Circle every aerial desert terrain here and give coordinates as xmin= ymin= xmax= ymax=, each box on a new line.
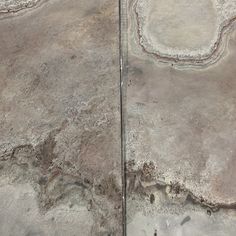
xmin=0 ymin=0 xmax=122 ymax=235
xmin=1 ymin=0 xmax=236 ymax=235
xmin=126 ymin=0 xmax=236 ymax=235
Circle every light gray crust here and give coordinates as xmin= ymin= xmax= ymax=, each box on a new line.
xmin=126 ymin=0 xmax=236 ymax=235
xmin=0 ymin=0 xmax=122 ymax=235
xmin=132 ymin=0 xmax=236 ymax=67
xmin=0 ymin=0 xmax=41 ymax=13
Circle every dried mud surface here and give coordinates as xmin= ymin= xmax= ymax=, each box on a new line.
xmin=2 ymin=0 xmax=236 ymax=235
xmin=0 ymin=0 xmax=121 ymax=235
xmin=127 ymin=0 xmax=236 ymax=235
xmin=131 ymin=0 xmax=236 ymax=67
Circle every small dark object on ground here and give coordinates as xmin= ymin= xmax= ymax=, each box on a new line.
xmin=207 ymin=209 xmax=212 ymax=216
xmin=150 ymin=193 xmax=155 ymax=204
xmin=180 ymin=216 xmax=191 ymax=226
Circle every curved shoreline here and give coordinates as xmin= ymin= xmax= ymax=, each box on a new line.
xmin=133 ymin=0 xmax=236 ymax=67
xmin=126 ymin=161 xmax=236 ymax=212
xmin=0 ymin=0 xmax=48 ymax=19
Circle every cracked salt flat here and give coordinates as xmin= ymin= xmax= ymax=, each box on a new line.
xmin=133 ymin=0 xmax=236 ymax=66
xmin=126 ymin=0 xmax=236 ymax=235
xmin=1 ymin=0 xmax=236 ymax=235
xmin=0 ymin=0 xmax=122 ymax=235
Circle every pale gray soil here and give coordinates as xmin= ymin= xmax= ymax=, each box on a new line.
xmin=0 ymin=0 xmax=121 ymax=235
xmin=126 ymin=0 xmax=236 ymax=235
xmin=1 ymin=0 xmax=236 ymax=235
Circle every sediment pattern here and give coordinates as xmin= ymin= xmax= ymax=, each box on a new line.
xmin=132 ymin=0 xmax=236 ymax=66
xmin=0 ymin=0 xmax=42 ymax=13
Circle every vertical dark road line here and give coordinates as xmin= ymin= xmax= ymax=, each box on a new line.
xmin=119 ymin=0 xmax=128 ymax=235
